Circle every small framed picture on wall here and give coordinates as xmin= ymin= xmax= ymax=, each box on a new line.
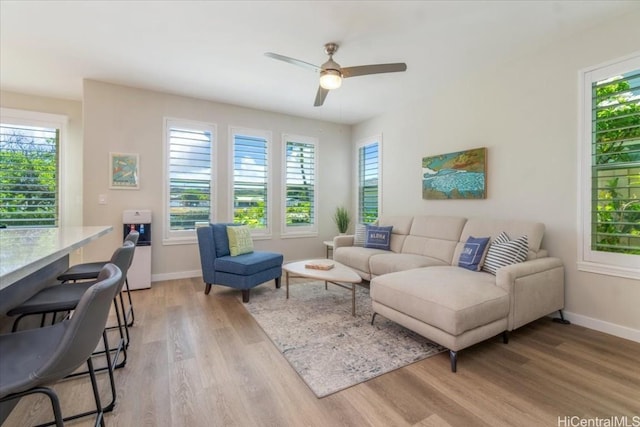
xmin=109 ymin=152 xmax=140 ymax=190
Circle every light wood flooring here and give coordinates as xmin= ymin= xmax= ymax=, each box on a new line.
xmin=3 ymin=277 xmax=640 ymax=427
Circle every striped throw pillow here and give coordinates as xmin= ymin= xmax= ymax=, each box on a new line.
xmin=482 ymin=232 xmax=528 ymax=275
xmin=353 ymin=223 xmax=367 ymax=247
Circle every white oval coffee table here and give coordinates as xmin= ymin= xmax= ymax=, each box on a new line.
xmin=282 ymin=259 xmax=363 ymax=316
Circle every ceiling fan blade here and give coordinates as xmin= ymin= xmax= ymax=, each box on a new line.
xmin=341 ymin=63 xmax=407 ymax=78
xmin=314 ymin=86 xmax=329 ymax=107
xmin=264 ymin=52 xmax=321 ymax=73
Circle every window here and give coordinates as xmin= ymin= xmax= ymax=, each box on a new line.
xmin=0 ymin=109 xmax=67 ymax=228
xmin=357 ymin=137 xmax=381 ymax=224
xmin=231 ymin=127 xmax=270 ymax=236
xmin=282 ymin=134 xmax=318 ymax=236
xmin=164 ymin=118 xmax=214 ymax=243
xmin=578 ymin=54 xmax=640 ymax=279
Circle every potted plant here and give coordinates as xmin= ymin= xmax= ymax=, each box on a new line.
xmin=333 ymin=206 xmax=351 ymax=234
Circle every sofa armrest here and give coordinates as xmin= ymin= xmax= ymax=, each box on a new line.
xmin=496 ymin=257 xmax=565 ymax=330
xmin=333 ymin=235 xmax=355 ymax=249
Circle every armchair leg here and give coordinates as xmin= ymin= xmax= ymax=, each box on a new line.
xmin=204 ymin=283 xmax=212 ymax=295
xmin=450 ymin=350 xmax=457 ymax=373
xmin=275 ymin=276 xmax=281 ymax=289
xmin=242 ymin=290 xmax=250 ymax=303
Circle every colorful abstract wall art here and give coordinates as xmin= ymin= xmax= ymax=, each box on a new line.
xmin=422 ymin=147 xmax=486 ymax=199
xmin=109 ymin=152 xmax=140 ymax=189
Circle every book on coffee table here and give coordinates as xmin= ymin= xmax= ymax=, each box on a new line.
xmin=304 ymin=261 xmax=335 ymax=270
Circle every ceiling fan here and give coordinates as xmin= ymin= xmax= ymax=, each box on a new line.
xmin=265 ymin=43 xmax=407 ymax=107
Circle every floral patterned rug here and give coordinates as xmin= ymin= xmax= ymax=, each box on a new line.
xmin=244 ymin=281 xmax=445 ymax=398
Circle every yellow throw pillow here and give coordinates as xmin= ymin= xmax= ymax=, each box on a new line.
xmin=226 ymin=225 xmax=254 ymax=256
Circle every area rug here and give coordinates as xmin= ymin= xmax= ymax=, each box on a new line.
xmin=244 ymin=281 xmax=446 ymax=398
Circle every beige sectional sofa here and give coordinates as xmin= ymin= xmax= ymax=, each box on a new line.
xmin=333 ymin=215 xmax=565 ymax=372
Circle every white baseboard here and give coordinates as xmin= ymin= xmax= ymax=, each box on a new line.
xmin=561 ymin=310 xmax=640 ymax=343
xmin=151 ymin=270 xmax=201 ymax=283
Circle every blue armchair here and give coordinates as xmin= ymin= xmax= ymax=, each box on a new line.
xmin=196 ymin=223 xmax=283 ymax=302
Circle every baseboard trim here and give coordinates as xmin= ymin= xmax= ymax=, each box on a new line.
xmin=561 ymin=310 xmax=640 ymax=343
xmin=151 ymin=270 xmax=201 ymax=283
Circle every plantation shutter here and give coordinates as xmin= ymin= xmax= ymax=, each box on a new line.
xmin=285 ymin=140 xmax=315 ymax=227
xmin=168 ymin=127 xmax=212 ymax=231
xmin=0 ymin=123 xmax=59 ymax=227
xmin=591 ymin=68 xmax=640 ymax=254
xmin=233 ymin=134 xmax=268 ymax=228
xmin=358 ymin=142 xmax=379 ymax=224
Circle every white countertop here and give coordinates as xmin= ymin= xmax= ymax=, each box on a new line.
xmin=0 ymin=226 xmax=113 ymax=290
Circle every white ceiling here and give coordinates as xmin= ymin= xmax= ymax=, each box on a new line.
xmin=1 ymin=1 xmax=638 ymax=125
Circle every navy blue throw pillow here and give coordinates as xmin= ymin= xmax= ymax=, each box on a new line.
xmin=364 ymin=225 xmax=393 ymax=251
xmin=458 ymin=236 xmax=490 ymax=271
xmin=212 ymin=223 xmax=240 ymax=257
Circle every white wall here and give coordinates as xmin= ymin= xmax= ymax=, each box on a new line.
xmin=353 ymin=12 xmax=640 ymax=338
xmin=81 ymin=80 xmax=352 ymax=281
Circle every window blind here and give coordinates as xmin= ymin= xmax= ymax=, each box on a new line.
xmin=0 ymin=123 xmax=59 ymax=227
xmin=591 ymin=69 xmax=640 ymax=254
xmin=358 ymin=142 xmax=379 ymax=224
xmin=285 ymin=140 xmax=315 ymax=227
xmin=233 ymin=134 xmax=268 ymax=229
xmin=168 ymin=127 xmax=212 ymax=231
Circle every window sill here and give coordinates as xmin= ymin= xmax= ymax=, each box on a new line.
xmin=577 ymin=261 xmax=640 ymax=280
xmin=162 ymin=237 xmax=197 ymax=246
xmin=281 ymin=231 xmax=319 ymax=239
xmin=251 ymin=233 xmax=272 ymax=241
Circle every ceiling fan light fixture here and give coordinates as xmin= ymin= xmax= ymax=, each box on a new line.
xmin=319 ymin=69 xmax=342 ymax=90
xmin=265 ymin=42 xmax=406 ymax=106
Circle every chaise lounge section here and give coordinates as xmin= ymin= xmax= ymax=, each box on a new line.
xmin=334 ymin=215 xmax=565 ymax=371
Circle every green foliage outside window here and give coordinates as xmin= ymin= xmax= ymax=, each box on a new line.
xmin=286 ymin=201 xmax=312 ymax=225
xmin=234 ymin=200 xmax=265 ymax=228
xmin=0 ymin=128 xmax=58 ymax=227
xmin=593 ymin=74 xmax=640 ymax=254
xmin=234 ymin=200 xmax=312 ymax=227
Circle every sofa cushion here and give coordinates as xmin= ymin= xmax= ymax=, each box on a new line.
xmin=369 ymin=253 xmax=449 ymax=277
xmin=401 ymin=216 xmax=467 ymax=264
xmin=482 ymin=232 xmax=528 ymax=275
xmin=457 ymin=236 xmax=490 ymax=271
xmin=364 ymin=225 xmax=393 ymax=250
xmin=371 ymin=267 xmax=509 ymax=336
xmin=215 ymin=251 xmax=283 ymax=276
xmin=377 ymin=216 xmax=414 ymax=235
xmin=409 ymin=216 xmax=468 ymax=241
xmin=334 ymin=246 xmax=388 ymax=275
xmin=226 ymin=225 xmax=254 ymax=256
xmin=376 ymin=216 xmax=414 ymax=252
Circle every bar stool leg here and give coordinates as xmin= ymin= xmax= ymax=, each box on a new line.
xmin=123 ymin=278 xmax=135 ymax=327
